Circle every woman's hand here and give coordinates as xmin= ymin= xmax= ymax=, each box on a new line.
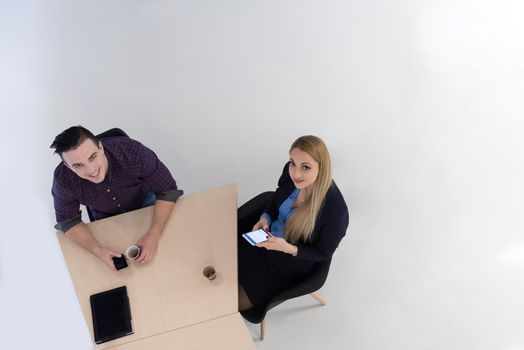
xmin=257 ymin=236 xmax=298 ymax=256
xmin=252 ymin=217 xmax=270 ymax=232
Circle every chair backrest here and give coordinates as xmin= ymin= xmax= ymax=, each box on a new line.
xmin=240 ymin=257 xmax=332 ymax=324
xmin=96 ymin=128 xmax=128 ymax=139
xmin=85 ymin=128 xmax=129 ymax=222
xmin=237 ymin=191 xmax=275 ymax=234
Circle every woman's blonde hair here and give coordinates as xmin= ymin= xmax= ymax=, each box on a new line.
xmin=285 ymin=135 xmax=332 ymax=244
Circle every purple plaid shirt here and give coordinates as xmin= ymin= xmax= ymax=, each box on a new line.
xmin=52 ymin=136 xmax=182 ymax=232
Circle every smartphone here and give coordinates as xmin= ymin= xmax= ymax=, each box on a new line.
xmin=112 ymin=254 xmax=128 ymax=270
xmin=242 ymin=229 xmax=271 ymax=246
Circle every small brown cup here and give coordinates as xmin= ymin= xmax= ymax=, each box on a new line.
xmin=203 ymin=266 xmax=216 ymax=280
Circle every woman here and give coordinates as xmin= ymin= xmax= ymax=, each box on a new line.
xmin=238 ymin=135 xmax=349 ymax=311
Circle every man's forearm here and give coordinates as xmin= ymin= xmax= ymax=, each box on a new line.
xmin=65 ymin=222 xmax=103 ymax=255
xmin=65 ymin=222 xmax=119 ymax=270
xmin=148 ymin=199 xmax=176 ymax=237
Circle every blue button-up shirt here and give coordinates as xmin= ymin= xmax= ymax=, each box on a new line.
xmin=261 ymin=188 xmax=299 ymax=237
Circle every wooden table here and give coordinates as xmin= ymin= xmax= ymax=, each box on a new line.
xmin=57 ymin=184 xmax=256 ymax=349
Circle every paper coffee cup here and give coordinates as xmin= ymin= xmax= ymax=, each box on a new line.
xmin=125 ymin=245 xmax=141 ymax=260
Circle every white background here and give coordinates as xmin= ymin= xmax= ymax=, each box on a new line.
xmin=1 ymin=1 xmax=523 ymax=349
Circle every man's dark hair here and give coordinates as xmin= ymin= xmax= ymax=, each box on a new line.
xmin=50 ymin=126 xmax=100 ymax=157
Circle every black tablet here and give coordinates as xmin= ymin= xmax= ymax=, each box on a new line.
xmin=90 ymin=286 xmax=133 ymax=344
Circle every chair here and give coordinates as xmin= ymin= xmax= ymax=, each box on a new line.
xmin=238 ymin=192 xmax=332 ymax=341
xmin=96 ymin=127 xmax=128 ymax=140
xmin=85 ymin=128 xmax=129 ymax=222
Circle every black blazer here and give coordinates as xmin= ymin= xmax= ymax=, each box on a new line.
xmin=264 ymin=162 xmax=349 ymax=262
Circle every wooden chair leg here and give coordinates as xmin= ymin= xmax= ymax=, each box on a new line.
xmin=310 ymin=292 xmax=326 ymax=306
xmin=256 ymin=295 xmax=324 ymax=341
xmin=260 ymin=319 xmax=266 ymax=340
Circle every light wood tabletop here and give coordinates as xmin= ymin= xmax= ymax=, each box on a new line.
xmin=57 ymin=184 xmax=256 ymax=349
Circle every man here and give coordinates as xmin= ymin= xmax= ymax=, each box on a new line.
xmin=50 ymin=126 xmax=182 ymax=270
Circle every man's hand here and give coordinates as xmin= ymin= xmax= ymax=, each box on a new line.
xmin=257 ymin=236 xmax=298 ymax=256
xmin=93 ymin=246 xmax=121 ymax=271
xmin=135 ymin=232 xmax=160 ymax=264
xmin=134 ymin=199 xmax=175 ymax=264
xmin=65 ymin=223 xmax=122 ymax=271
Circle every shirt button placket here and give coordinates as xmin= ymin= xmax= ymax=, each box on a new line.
xmin=108 ymin=188 xmax=121 ymax=211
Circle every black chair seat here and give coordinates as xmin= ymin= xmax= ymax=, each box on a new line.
xmin=240 ymin=257 xmax=331 ymax=324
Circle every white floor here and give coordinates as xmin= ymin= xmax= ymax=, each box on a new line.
xmin=2 ymin=1 xmax=524 ymax=349
xmin=240 ymin=227 xmax=524 ymax=350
